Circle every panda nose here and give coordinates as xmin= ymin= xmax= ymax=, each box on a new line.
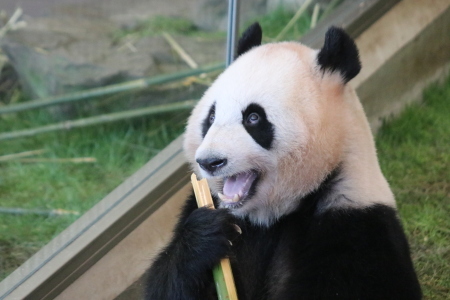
xmin=196 ymin=157 xmax=228 ymax=173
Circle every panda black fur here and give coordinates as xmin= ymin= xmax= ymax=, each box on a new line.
xmin=145 ymin=24 xmax=421 ymax=300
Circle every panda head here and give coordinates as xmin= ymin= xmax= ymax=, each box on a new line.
xmin=183 ymin=24 xmax=381 ymax=226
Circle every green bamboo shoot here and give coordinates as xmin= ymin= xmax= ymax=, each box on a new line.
xmin=191 ymin=173 xmax=239 ymax=300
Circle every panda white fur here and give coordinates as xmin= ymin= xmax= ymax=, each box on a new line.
xmin=145 ymin=23 xmax=421 ymax=299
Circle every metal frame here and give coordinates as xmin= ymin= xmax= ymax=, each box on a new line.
xmin=226 ymin=0 xmax=240 ymax=66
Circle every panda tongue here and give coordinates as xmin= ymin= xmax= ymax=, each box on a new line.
xmin=223 ymin=172 xmax=257 ymax=200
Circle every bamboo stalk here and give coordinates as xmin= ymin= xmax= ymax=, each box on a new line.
xmin=0 ymin=207 xmax=79 ymax=216
xmin=310 ymin=3 xmax=320 ymax=29
xmin=11 ymin=157 xmax=97 ymax=163
xmin=0 ymin=63 xmax=224 ymax=115
xmin=0 ymin=100 xmax=197 ymax=141
xmin=319 ymin=0 xmax=341 ymax=21
xmin=275 ymin=0 xmax=313 ymax=41
xmin=0 ymin=149 xmax=48 ymax=162
xmin=191 ymin=173 xmax=239 ymax=300
xmin=162 ymin=32 xmax=199 ymax=69
xmin=0 ymin=8 xmax=27 ymax=38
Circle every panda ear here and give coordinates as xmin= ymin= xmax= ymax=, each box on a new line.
xmin=236 ymin=22 xmax=262 ymax=58
xmin=317 ymin=27 xmax=361 ymax=83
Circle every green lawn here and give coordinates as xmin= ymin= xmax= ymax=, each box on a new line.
xmin=376 ymin=75 xmax=450 ymax=299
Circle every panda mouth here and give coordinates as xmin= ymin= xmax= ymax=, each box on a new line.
xmin=217 ymin=170 xmax=259 ymax=208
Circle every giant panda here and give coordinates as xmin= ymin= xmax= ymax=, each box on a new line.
xmin=145 ymin=23 xmax=422 ymax=300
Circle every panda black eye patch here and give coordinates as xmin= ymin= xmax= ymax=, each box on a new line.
xmin=201 ymin=103 xmax=215 ymax=138
xmin=242 ymin=103 xmax=274 ymax=150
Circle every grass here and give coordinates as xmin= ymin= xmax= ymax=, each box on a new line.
xmin=376 ymin=75 xmax=450 ymax=299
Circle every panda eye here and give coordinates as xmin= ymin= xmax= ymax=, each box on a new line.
xmin=246 ymin=112 xmax=260 ymax=125
xmin=209 ymin=111 xmax=215 ymax=124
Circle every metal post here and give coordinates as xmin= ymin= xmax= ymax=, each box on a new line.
xmin=226 ymin=0 xmax=240 ymax=67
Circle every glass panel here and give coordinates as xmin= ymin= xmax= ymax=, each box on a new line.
xmin=0 ymin=0 xmax=340 ymax=281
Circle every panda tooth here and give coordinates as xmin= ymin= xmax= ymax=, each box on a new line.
xmin=218 ymin=192 xmax=240 ymax=203
xmin=232 ymin=194 xmax=240 ymax=203
xmin=218 ymin=192 xmax=227 ymax=201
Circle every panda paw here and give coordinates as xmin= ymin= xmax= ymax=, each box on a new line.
xmin=181 ymin=207 xmax=239 ymax=270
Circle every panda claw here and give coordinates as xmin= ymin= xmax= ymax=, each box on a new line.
xmin=233 ymin=224 xmax=242 ymax=234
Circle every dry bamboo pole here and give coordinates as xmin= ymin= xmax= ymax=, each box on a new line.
xmin=0 ymin=63 xmax=224 ymax=115
xmin=0 ymin=8 xmax=27 ymax=38
xmin=275 ymin=0 xmax=313 ymax=41
xmin=0 ymin=149 xmax=48 ymax=162
xmin=0 ymin=207 xmax=79 ymax=216
xmin=191 ymin=173 xmax=239 ymax=300
xmin=319 ymin=0 xmax=341 ymax=22
xmin=10 ymin=157 xmax=97 ymax=163
xmin=162 ymin=32 xmax=199 ymax=69
xmin=310 ymin=3 xmax=320 ymax=29
xmin=0 ymin=100 xmax=197 ymax=141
